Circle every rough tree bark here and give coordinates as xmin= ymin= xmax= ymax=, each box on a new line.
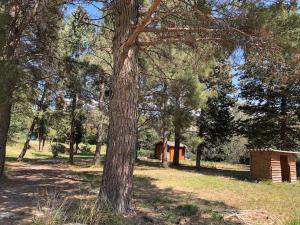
xmin=0 ymin=2 xmax=23 ymax=176
xmin=94 ymin=76 xmax=105 ymax=164
xmin=69 ymin=94 xmax=77 ymax=165
xmin=0 ymin=103 xmax=12 ymax=176
xmin=18 ymin=85 xmax=47 ymax=161
xmin=173 ymin=124 xmax=181 ymax=166
xmin=98 ymin=0 xmax=139 ymax=212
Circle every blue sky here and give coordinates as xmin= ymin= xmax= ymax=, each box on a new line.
xmin=229 ymin=48 xmax=245 ymax=89
xmin=64 ymin=2 xmax=101 ymax=19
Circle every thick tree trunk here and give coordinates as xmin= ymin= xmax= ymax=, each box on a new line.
xmin=196 ymin=144 xmax=203 ymax=169
xmin=0 ymin=2 xmax=23 ymax=176
xmin=0 ymin=103 xmax=12 ymax=177
xmin=98 ymin=0 xmax=139 ymax=213
xmin=94 ymin=77 xmax=105 ymax=164
xmin=173 ymin=125 xmax=181 ymax=166
xmin=69 ymin=94 xmax=77 ymax=165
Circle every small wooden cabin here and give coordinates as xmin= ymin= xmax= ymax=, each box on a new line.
xmin=155 ymin=141 xmax=186 ymax=161
xmin=250 ymin=149 xmax=298 ymax=183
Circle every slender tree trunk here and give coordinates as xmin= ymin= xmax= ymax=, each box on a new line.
xmin=0 ymin=103 xmax=12 ymax=177
xmin=161 ymin=81 xmax=168 ymax=168
xmin=38 ymin=135 xmax=42 ymax=151
xmin=173 ymin=125 xmax=181 ymax=166
xmin=69 ymin=94 xmax=77 ymax=165
xmin=75 ymin=142 xmax=79 ymax=154
xmin=41 ymin=138 xmax=46 ymax=151
xmin=38 ymin=119 xmax=45 ymax=151
xmin=18 ymin=119 xmax=37 ymax=160
xmin=280 ymin=95 xmax=287 ymax=149
xmin=98 ymin=0 xmax=139 ymax=213
xmin=94 ymin=77 xmax=105 ymax=164
xmin=18 ymin=85 xmax=47 ymax=161
xmin=162 ymin=130 xmax=168 ymax=168
xmin=196 ymin=144 xmax=203 ymax=169
xmin=94 ymin=127 xmax=102 ymax=164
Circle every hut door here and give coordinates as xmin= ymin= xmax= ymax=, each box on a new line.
xmin=280 ymin=155 xmax=290 ymax=182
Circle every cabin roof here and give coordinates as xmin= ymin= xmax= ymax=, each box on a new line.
xmin=250 ymin=148 xmax=300 ymax=155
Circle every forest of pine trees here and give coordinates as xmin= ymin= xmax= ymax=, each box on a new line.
xmin=0 ymin=0 xmax=299 ymax=217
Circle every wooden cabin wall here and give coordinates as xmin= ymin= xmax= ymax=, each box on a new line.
xmin=168 ymin=147 xmax=185 ymax=161
xmin=155 ymin=143 xmax=186 ymax=161
xmin=179 ymin=148 xmax=185 ymax=161
xmin=270 ymin=153 xmax=297 ymax=183
xmin=169 ymin=147 xmax=174 ymax=161
xmin=289 ymin=155 xmax=297 ymax=183
xmin=155 ymin=144 xmax=163 ymax=160
xmin=270 ymin=153 xmax=282 ymax=183
xmin=250 ymin=151 xmax=271 ymax=180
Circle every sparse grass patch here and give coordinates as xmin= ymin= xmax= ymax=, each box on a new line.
xmin=32 ymin=192 xmax=129 ymax=225
xmin=261 ymin=179 xmax=273 ymax=185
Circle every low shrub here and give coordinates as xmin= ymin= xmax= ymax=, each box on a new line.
xmin=137 ymin=149 xmax=152 ymax=158
xmin=80 ymin=144 xmax=92 ymax=154
xmin=50 ymin=144 xmax=66 ymax=158
xmin=211 ymin=212 xmax=223 ymax=221
xmin=176 ymin=204 xmax=198 ymax=217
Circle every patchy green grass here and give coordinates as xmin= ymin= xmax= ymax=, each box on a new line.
xmin=4 ymin=145 xmax=300 ymax=225
xmin=6 ymin=141 xmax=68 ymax=160
xmin=286 ymin=219 xmax=300 ymax=225
xmin=134 ymin=159 xmax=300 ymax=224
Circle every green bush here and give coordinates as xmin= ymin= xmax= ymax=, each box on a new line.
xmin=137 ymin=149 xmax=152 ymax=158
xmin=81 ymin=144 xmax=92 ymax=153
xmin=211 ymin=212 xmax=223 ymax=221
xmin=50 ymin=144 xmax=66 ymax=158
xmin=176 ymin=204 xmax=198 ymax=217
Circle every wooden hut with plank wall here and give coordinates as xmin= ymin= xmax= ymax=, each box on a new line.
xmin=250 ymin=149 xmax=298 ymax=183
xmin=155 ymin=141 xmax=186 ymax=161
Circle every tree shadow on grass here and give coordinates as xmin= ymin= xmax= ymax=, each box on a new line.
xmin=136 ymin=159 xmax=252 ymax=182
xmin=0 ymin=166 xmax=92 ymax=224
xmin=131 ymin=175 xmax=246 ymax=225
xmin=2 ymin=159 xmax=272 ymax=225
xmin=79 ymin=170 xmax=246 ymax=224
xmin=6 ymin=154 xmax=96 ymax=168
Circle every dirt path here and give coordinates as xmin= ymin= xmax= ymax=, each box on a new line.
xmin=0 ymin=161 xmax=89 ymax=225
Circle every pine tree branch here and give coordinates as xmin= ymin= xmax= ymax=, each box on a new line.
xmin=121 ymin=0 xmax=162 ymax=50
